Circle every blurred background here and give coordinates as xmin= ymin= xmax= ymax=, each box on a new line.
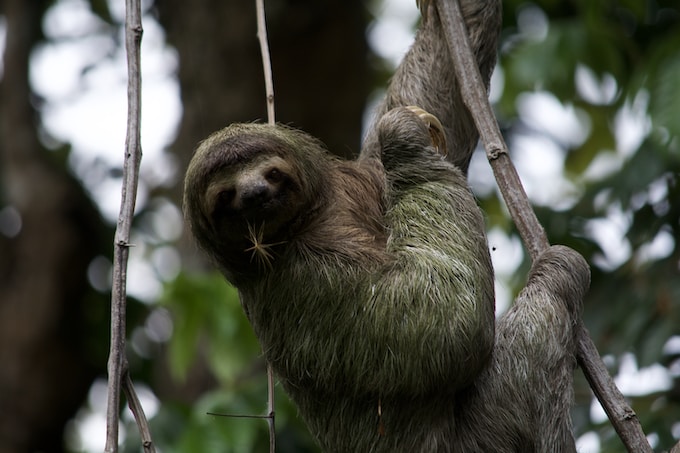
xmin=0 ymin=0 xmax=679 ymax=451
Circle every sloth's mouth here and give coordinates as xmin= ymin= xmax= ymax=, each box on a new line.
xmin=238 ymin=196 xmax=287 ymax=223
xmin=236 ymin=204 xmax=298 ymax=239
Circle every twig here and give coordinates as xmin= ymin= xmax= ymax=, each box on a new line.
xmin=123 ymin=370 xmax=157 ymax=453
xmin=208 ymin=413 xmax=275 ymax=420
xmin=255 ymin=1 xmax=276 ymax=451
xmin=104 ymin=0 xmax=147 ymax=451
xmin=433 ymin=0 xmax=652 ymax=451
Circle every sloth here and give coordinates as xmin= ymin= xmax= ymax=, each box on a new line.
xmin=183 ymin=0 xmax=590 ymax=451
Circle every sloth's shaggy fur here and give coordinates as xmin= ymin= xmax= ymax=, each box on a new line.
xmin=183 ymin=1 xmax=590 ymax=451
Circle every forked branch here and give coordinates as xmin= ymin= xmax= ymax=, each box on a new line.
xmin=105 ymin=0 xmax=156 ymax=451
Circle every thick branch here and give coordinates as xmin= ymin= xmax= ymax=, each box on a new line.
xmin=576 ymin=323 xmax=651 ymax=450
xmin=439 ymin=2 xmax=548 ymax=259
xmin=433 ymin=0 xmax=652 ymax=451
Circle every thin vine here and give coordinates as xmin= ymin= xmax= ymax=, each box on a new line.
xmin=255 ymin=0 xmax=277 ymax=451
xmin=104 ymin=0 xmax=156 ymax=451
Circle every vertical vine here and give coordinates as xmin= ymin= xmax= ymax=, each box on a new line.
xmin=255 ymin=1 xmax=277 ymax=451
xmin=105 ymin=0 xmax=156 ymax=451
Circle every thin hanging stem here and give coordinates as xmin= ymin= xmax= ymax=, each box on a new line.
xmin=255 ymin=0 xmax=276 ymax=451
xmin=105 ymin=0 xmax=156 ymax=451
xmin=257 ymin=0 xmax=276 ymax=125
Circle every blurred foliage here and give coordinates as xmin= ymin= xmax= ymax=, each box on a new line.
xmin=160 ymin=273 xmax=259 ymax=384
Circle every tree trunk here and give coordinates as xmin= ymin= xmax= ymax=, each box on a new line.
xmin=0 ymin=1 xmax=109 ymax=451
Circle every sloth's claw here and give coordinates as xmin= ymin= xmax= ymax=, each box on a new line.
xmin=405 ymin=105 xmax=447 ymax=157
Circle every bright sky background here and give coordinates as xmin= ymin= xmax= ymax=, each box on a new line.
xmin=3 ymin=0 xmax=677 ymax=451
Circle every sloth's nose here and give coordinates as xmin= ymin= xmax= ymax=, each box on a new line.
xmin=239 ymin=183 xmax=270 ymax=209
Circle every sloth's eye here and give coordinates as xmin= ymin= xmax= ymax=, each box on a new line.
xmin=217 ymin=189 xmax=235 ymax=206
xmin=265 ymin=168 xmax=283 ymax=183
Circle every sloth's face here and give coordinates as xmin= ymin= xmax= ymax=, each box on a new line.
xmin=205 ymin=153 xmax=304 ymax=243
xmin=185 ymin=124 xmax=327 ymax=265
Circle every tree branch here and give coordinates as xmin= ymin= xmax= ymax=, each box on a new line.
xmin=433 ymin=0 xmax=652 ymax=451
xmin=105 ymin=0 xmax=154 ymax=451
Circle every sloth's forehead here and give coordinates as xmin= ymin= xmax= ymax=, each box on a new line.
xmin=209 ymin=135 xmax=288 ymax=167
xmin=198 ymin=148 xmax=269 ymax=182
